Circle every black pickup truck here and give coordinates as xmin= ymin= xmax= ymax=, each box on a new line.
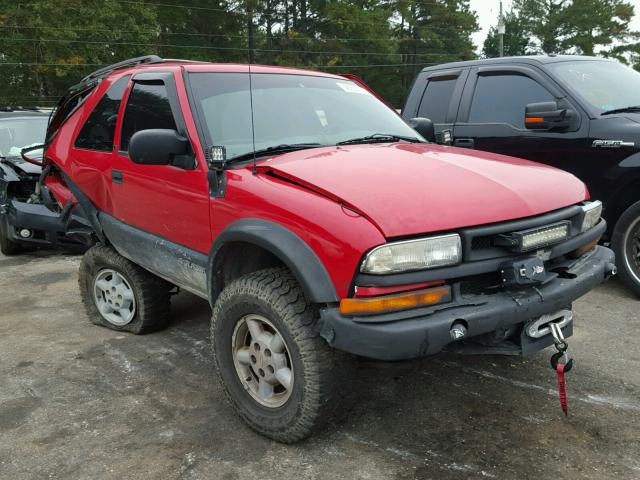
xmin=402 ymin=55 xmax=640 ymax=296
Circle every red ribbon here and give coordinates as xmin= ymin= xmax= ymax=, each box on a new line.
xmin=556 ymin=363 xmax=568 ymax=416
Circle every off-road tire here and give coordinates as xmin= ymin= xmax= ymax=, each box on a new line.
xmin=211 ymin=267 xmax=341 ymax=443
xmin=611 ymin=200 xmax=640 ymax=298
xmin=79 ymin=244 xmax=172 ymax=333
xmin=0 ymin=220 xmax=22 ymax=255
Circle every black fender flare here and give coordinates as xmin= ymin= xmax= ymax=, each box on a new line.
xmin=208 ymin=218 xmax=339 ymax=305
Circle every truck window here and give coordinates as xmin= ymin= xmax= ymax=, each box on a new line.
xmin=120 ymin=82 xmax=177 ymax=152
xmin=468 ymin=74 xmax=553 ymax=128
xmin=417 ymin=78 xmax=457 ymax=123
xmin=74 ymin=76 xmax=129 ymax=152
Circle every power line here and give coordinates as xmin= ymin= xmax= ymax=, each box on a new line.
xmin=0 ymin=37 xmax=468 ymax=57
xmin=0 ymin=23 xmax=468 ymax=40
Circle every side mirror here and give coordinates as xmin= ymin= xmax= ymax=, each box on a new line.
xmin=129 ymin=129 xmax=189 ymax=165
xmin=408 ymin=117 xmax=436 ymax=142
xmin=525 ymin=101 xmax=577 ymax=132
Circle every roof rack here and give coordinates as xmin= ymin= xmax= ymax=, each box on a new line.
xmin=79 ymin=55 xmax=164 ymax=84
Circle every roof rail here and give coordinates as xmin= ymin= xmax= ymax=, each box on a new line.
xmin=79 ymin=55 xmax=164 ymax=83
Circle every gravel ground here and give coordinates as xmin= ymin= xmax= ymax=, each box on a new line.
xmin=0 ymin=249 xmax=639 ymax=480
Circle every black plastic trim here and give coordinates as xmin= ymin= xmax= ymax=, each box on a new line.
xmin=320 ymin=246 xmax=614 ymax=360
xmin=100 ymin=213 xmax=208 ymax=298
xmin=208 ymin=218 xmax=339 ymax=304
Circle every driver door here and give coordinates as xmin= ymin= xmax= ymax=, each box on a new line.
xmin=110 ymin=71 xmax=211 ymax=254
xmin=453 ymin=66 xmax=590 ymax=177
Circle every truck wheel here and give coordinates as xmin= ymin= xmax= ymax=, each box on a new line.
xmin=0 ymin=220 xmax=22 ymax=255
xmin=211 ymin=267 xmax=339 ymax=443
xmin=612 ymin=200 xmax=640 ymax=297
xmin=78 ymin=245 xmax=172 ymax=333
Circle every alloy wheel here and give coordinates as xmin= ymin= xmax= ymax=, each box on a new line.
xmin=231 ymin=314 xmax=294 ymax=408
xmin=93 ymin=269 xmax=137 ymax=326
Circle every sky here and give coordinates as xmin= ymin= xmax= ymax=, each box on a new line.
xmin=469 ymin=0 xmax=640 ymax=53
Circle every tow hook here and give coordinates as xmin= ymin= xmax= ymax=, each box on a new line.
xmin=525 ymin=310 xmax=573 ymax=339
xmin=605 ymin=262 xmax=617 ymax=279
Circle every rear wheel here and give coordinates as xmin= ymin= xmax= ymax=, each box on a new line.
xmin=611 ymin=200 xmax=640 ymax=297
xmin=211 ymin=267 xmax=340 ymax=443
xmin=79 ymin=245 xmax=172 ymax=333
xmin=0 ymin=219 xmax=22 ymax=255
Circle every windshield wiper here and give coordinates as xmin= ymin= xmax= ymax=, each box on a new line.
xmin=601 ymin=106 xmax=640 ymax=116
xmin=336 ymin=133 xmax=422 ymax=145
xmin=227 ymin=143 xmax=322 ymax=164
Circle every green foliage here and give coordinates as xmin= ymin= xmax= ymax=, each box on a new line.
xmin=483 ymin=0 xmax=637 ymax=59
xmin=483 ymin=10 xmax=529 ymax=58
xmin=0 ymin=0 xmax=478 ymax=108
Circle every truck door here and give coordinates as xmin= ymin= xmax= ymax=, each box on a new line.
xmin=452 ymin=66 xmax=590 ymax=175
xmin=402 ymin=69 xmax=468 ymax=143
xmin=110 ymin=71 xmax=211 ymax=255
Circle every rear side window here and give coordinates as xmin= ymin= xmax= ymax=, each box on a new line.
xmin=417 ymin=78 xmax=458 ymax=123
xmin=74 ymin=76 xmax=129 ymax=152
xmin=120 ymin=82 xmax=177 ymax=151
xmin=468 ymin=74 xmax=554 ymax=128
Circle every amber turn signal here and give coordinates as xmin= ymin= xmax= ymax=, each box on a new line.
xmin=525 ymin=116 xmax=545 ymax=123
xmin=339 ymin=285 xmax=452 ymax=316
xmin=569 ymin=236 xmax=601 ymax=258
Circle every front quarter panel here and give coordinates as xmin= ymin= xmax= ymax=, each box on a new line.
xmin=211 ymin=168 xmax=386 ymax=300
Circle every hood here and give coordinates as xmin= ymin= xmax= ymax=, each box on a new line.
xmin=257 ymin=143 xmax=588 ymax=238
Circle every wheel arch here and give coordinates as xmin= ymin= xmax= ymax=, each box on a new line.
xmin=605 ymin=175 xmax=640 ymax=234
xmin=208 ymin=219 xmax=339 ymax=306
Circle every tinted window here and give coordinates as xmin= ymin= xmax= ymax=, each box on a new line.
xmin=120 ymin=82 xmax=177 ymax=151
xmin=417 ymin=78 xmax=458 ymax=123
xmin=74 ymin=76 xmax=129 ymax=151
xmin=469 ymin=74 xmax=554 ymax=128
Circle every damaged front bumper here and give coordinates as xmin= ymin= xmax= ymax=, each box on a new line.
xmin=0 ymin=199 xmax=85 ymax=250
xmin=318 ymin=246 xmax=616 ymax=361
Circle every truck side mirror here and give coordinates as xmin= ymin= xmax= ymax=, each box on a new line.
xmin=525 ymin=101 xmax=577 ymax=132
xmin=408 ymin=117 xmax=436 ymax=142
xmin=129 ymin=129 xmax=189 ymax=166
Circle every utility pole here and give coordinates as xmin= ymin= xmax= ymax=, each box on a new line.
xmin=497 ymin=0 xmax=505 ymax=57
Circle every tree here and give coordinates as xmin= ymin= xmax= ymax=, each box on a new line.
xmin=504 ymin=0 xmax=636 ymax=56
xmin=482 ymin=10 xmax=530 ymax=57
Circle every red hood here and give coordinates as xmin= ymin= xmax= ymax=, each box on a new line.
xmin=257 ymin=143 xmax=588 ymax=238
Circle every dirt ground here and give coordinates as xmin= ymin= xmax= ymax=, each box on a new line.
xmin=0 ymin=249 xmax=639 ymax=480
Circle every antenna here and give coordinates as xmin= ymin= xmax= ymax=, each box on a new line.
xmin=248 ymin=58 xmax=258 ymax=175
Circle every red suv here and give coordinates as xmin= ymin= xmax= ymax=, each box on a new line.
xmin=39 ymin=56 xmax=614 ymax=442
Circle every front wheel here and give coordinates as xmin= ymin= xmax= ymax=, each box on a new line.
xmin=211 ymin=267 xmax=340 ymax=443
xmin=611 ymin=200 xmax=640 ymax=297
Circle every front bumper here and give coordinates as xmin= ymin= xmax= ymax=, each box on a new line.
xmin=318 ymin=246 xmax=615 ymax=361
xmin=0 ymin=199 xmax=83 ymax=250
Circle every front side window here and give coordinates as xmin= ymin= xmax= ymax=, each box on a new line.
xmin=120 ymin=82 xmax=177 ymax=151
xmin=468 ymin=74 xmax=554 ymax=128
xmin=74 ymin=76 xmax=129 ymax=152
xmin=417 ymin=77 xmax=458 ymax=123
xmin=188 ymin=73 xmax=422 ymax=161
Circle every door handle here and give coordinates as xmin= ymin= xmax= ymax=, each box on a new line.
xmin=112 ymin=169 xmax=123 ymax=184
xmin=453 ymin=138 xmax=475 ymax=148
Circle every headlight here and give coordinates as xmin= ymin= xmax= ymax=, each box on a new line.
xmin=580 ymin=201 xmax=602 ymax=232
xmin=361 ymin=234 xmax=461 ymax=274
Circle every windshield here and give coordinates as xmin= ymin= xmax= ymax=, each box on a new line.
xmin=188 ymin=72 xmax=421 ymax=160
xmin=0 ymin=116 xmax=47 ymax=158
xmin=549 ymin=60 xmax=640 ymax=114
